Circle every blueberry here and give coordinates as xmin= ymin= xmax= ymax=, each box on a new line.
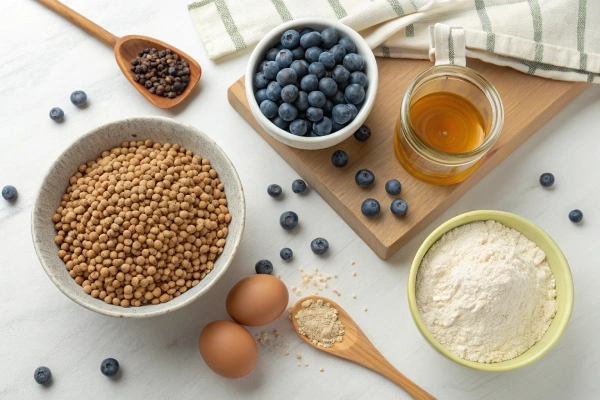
xmin=266 ymin=47 xmax=280 ymax=61
xmin=308 ymin=91 xmax=326 ymax=108
xmin=349 ymin=71 xmax=368 ymax=87
xmin=278 ymin=103 xmax=298 ymax=121
xmin=281 ymin=29 xmax=300 ymax=49
xmin=305 ymin=46 xmax=323 ymax=63
xmin=318 ymin=52 xmax=336 ymax=69
xmin=331 ymin=104 xmax=351 ymax=124
xmin=329 ymin=44 xmax=346 ymax=64
xmin=49 ymin=107 xmax=64 ymax=121
xmin=354 ymin=124 xmax=371 ymax=141
xmin=306 ymin=107 xmax=324 ymax=122
xmin=323 ymin=100 xmax=334 ymax=115
xmin=343 ymin=53 xmax=364 ymax=72
xmin=337 ymin=80 xmax=349 ymax=91
xmin=271 ymin=116 xmax=290 ymax=130
xmin=291 ymin=46 xmax=306 ymax=61
xmin=338 ymin=37 xmax=357 ymax=53
xmin=266 ymin=81 xmax=282 ymax=101
xmin=34 ymin=366 xmax=52 ymax=385
xmin=300 ymin=31 xmax=322 ymax=48
xmin=331 ymin=150 xmax=349 ymax=167
xmin=253 ymin=72 xmax=270 ymax=89
xmin=304 ymin=130 xmax=319 ymax=137
xmin=391 ymin=199 xmax=408 ymax=216
xmin=255 ymin=88 xmax=268 ymax=104
xmin=311 ymin=238 xmax=329 ymax=255
xmin=331 ymin=120 xmax=347 ymax=133
xmin=101 ymin=358 xmax=120 ymax=377
xmin=540 ymin=173 xmax=555 ymax=187
xmin=276 ymin=68 xmax=297 ymax=86
xmin=347 ymin=103 xmax=358 ymax=119
xmin=2 ymin=185 xmax=18 ymax=201
xmin=318 ymin=77 xmax=337 ymax=97
xmin=267 ymin=184 xmax=283 ymax=198
xmin=281 ymin=84 xmax=299 ymax=103
xmin=345 ymin=83 xmax=365 ymax=104
xmin=292 ymin=179 xmax=307 ymax=193
xmin=290 ymin=119 xmax=309 ymax=136
xmin=331 ymin=65 xmax=350 ymax=83
xmin=280 ymin=247 xmax=293 ymax=261
xmin=308 ymin=62 xmax=326 ymax=79
xmin=70 ymin=90 xmax=87 ymax=106
xmin=255 ymin=259 xmax=274 ymax=274
xmin=313 ymin=117 xmax=333 ymax=136
xmin=569 ymin=209 xmax=583 ymax=223
xmin=320 ymin=27 xmax=339 ymax=49
xmin=260 ymin=100 xmax=279 ymax=118
xmin=280 ymin=211 xmax=299 ymax=230
xmin=385 ymin=179 xmax=402 ymax=195
xmin=331 ymin=90 xmax=345 ymax=105
xmin=275 ymin=49 xmax=294 ymax=69
xmin=262 ymin=61 xmax=280 ymax=80
xmin=300 ymin=74 xmax=319 ymax=92
xmin=355 ymin=169 xmax=375 ymax=187
xmin=299 ymin=28 xmax=314 ymax=37
xmin=290 ymin=60 xmax=308 ymax=79
xmin=361 ymin=198 xmax=380 ymax=217
xmin=294 ymin=91 xmax=309 ymax=111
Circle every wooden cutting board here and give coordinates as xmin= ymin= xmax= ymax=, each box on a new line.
xmin=228 ymin=58 xmax=588 ymax=259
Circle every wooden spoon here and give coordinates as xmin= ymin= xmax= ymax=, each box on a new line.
xmin=291 ymin=296 xmax=436 ymax=400
xmin=37 ymin=0 xmax=201 ymax=109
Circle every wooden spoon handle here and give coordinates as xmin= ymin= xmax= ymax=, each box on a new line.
xmin=368 ymin=356 xmax=436 ymax=400
xmin=37 ymin=0 xmax=118 ymax=47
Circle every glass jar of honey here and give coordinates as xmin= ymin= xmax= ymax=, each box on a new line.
xmin=394 ymin=65 xmax=504 ymax=185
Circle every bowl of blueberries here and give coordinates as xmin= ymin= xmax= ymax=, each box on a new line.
xmin=246 ymin=18 xmax=378 ymax=150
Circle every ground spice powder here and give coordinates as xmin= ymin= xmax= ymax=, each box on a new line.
xmin=295 ymin=299 xmax=344 ymax=348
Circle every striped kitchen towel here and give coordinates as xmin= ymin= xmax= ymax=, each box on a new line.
xmin=187 ymin=0 xmax=599 ymax=83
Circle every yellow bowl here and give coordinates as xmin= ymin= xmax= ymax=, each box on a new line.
xmin=407 ymin=210 xmax=574 ymax=371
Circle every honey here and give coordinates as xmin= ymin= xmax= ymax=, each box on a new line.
xmin=409 ymin=92 xmax=486 ymax=154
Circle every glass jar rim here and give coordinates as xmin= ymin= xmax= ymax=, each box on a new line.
xmin=400 ymin=65 xmax=504 ymax=165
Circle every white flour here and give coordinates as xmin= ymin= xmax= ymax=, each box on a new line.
xmin=416 ymin=220 xmax=558 ymax=363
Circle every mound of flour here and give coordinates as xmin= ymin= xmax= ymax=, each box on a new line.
xmin=416 ymin=220 xmax=558 ymax=363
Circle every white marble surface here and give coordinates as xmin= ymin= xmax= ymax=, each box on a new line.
xmin=1 ymin=1 xmax=599 ymax=399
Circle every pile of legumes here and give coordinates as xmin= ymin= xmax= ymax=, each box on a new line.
xmin=52 ymin=140 xmax=231 ymax=308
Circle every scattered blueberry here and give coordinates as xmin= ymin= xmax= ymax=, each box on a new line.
xmin=255 ymin=88 xmax=268 ymax=104
xmin=266 ymin=47 xmax=280 ymax=61
xmin=271 ymin=116 xmax=290 ymax=130
xmin=569 ymin=209 xmax=583 ymax=223
xmin=540 ymin=173 xmax=555 ymax=187
xmin=320 ymin=27 xmax=339 ymax=49
xmin=385 ymin=179 xmax=402 ymax=195
xmin=338 ymin=37 xmax=356 ymax=53
xmin=279 ymin=103 xmax=298 ymax=121
xmin=305 ymin=46 xmax=323 ymax=63
xmin=331 ymin=65 xmax=350 ymax=83
xmin=292 ymin=179 xmax=307 ymax=193
xmin=253 ymin=72 xmax=270 ymax=89
xmin=354 ymin=124 xmax=371 ymax=141
xmin=267 ymin=184 xmax=283 ymax=198
xmin=290 ymin=59 xmax=308 ymax=79
xmin=331 ymin=150 xmax=349 ymax=167
xmin=294 ymin=91 xmax=309 ymax=111
xmin=280 ymin=211 xmax=299 ymax=230
xmin=300 ymin=31 xmax=322 ymax=48
xmin=275 ymin=49 xmax=294 ymax=69
xmin=313 ymin=117 xmax=332 ymax=136
xmin=318 ymin=52 xmax=336 ymax=69
xmin=344 ymin=83 xmax=365 ymax=104
xmin=343 ymin=53 xmax=364 ymax=72
xmin=391 ymin=199 xmax=408 ymax=216
xmin=2 ymin=185 xmax=18 ymax=201
xmin=49 ymin=107 xmax=64 ymax=121
xmin=266 ymin=81 xmax=282 ymax=101
xmin=290 ymin=119 xmax=309 ymax=136
xmin=281 ymin=85 xmax=299 ymax=103
xmin=70 ymin=90 xmax=87 ymax=106
xmin=260 ymin=100 xmax=279 ymax=118
xmin=308 ymin=62 xmax=326 ymax=79
xmin=300 ymin=74 xmax=319 ymax=92
xmin=280 ymin=248 xmax=293 ymax=261
xmin=308 ymin=91 xmax=326 ymax=108
xmin=34 ymin=367 xmax=52 ymax=385
xmin=306 ymin=107 xmax=324 ymax=122
xmin=262 ymin=61 xmax=280 ymax=80
xmin=329 ymin=44 xmax=346 ymax=64
xmin=255 ymin=260 xmax=274 ymax=275
xmin=299 ymin=27 xmax=314 ymax=37
xmin=332 ymin=104 xmax=352 ymax=124
xmin=355 ymin=169 xmax=375 ymax=187
xmin=349 ymin=71 xmax=368 ymax=87
xmin=311 ymin=238 xmax=329 ymax=255
xmin=276 ymin=68 xmax=297 ymax=86
xmin=281 ymin=29 xmax=300 ymax=49
xmin=318 ymin=77 xmax=337 ymax=97
xmin=361 ymin=198 xmax=380 ymax=217
xmin=100 ymin=358 xmax=120 ymax=377
xmin=291 ymin=47 xmax=306 ymax=62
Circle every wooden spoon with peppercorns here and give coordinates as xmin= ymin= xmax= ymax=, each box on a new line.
xmin=37 ymin=0 xmax=201 ymax=109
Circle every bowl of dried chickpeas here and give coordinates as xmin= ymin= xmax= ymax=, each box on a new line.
xmin=32 ymin=116 xmax=246 ymax=318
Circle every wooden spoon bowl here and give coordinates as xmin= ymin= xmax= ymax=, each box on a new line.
xmin=291 ymin=296 xmax=436 ymax=400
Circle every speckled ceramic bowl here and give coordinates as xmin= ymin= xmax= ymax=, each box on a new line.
xmin=32 ymin=117 xmax=245 ymax=318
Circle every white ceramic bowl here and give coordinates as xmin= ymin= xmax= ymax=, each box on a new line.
xmin=31 ymin=117 xmax=246 ymax=318
xmin=245 ymin=18 xmax=379 ymax=150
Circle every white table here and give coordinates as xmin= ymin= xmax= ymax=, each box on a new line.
xmin=1 ymin=1 xmax=598 ymax=399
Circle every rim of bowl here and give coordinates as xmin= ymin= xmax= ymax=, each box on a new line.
xmin=31 ymin=116 xmax=246 ymax=318
xmin=245 ymin=18 xmax=379 ymax=148
xmin=407 ymin=210 xmax=574 ymax=371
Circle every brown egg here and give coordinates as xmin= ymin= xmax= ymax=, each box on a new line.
xmin=199 ymin=320 xmax=258 ymax=378
xmin=226 ymin=274 xmax=289 ymax=326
